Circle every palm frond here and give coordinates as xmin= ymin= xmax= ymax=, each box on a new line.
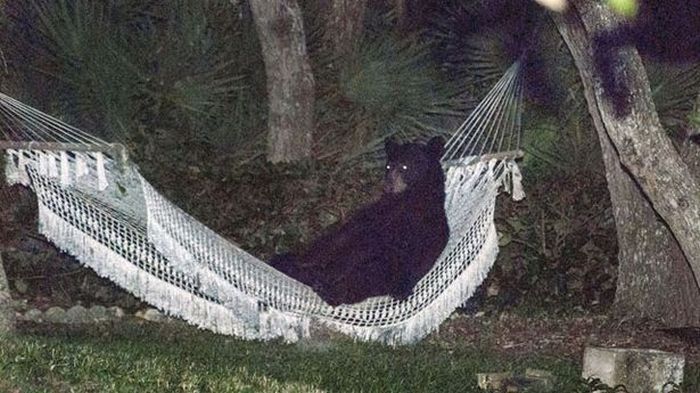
xmin=320 ymin=34 xmax=471 ymax=164
xmin=646 ymin=60 xmax=700 ymax=133
xmin=7 ymin=0 xmax=265 ymax=159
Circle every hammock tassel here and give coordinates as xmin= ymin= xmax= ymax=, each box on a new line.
xmin=5 ymin=150 xmax=27 ymax=186
xmin=95 ymin=152 xmax=108 ymax=191
xmin=506 ymin=160 xmax=525 ymax=201
xmin=60 ymin=151 xmax=70 ymax=186
xmin=47 ymin=152 xmax=58 ymax=178
xmin=37 ymin=152 xmax=48 ymax=176
xmin=75 ymin=152 xmax=88 ymax=180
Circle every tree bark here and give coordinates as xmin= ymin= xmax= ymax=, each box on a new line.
xmin=249 ymin=0 xmax=315 ymax=163
xmin=0 ymin=252 xmax=15 ymax=336
xmin=553 ymin=0 xmax=700 ymax=326
xmin=678 ymin=94 xmax=700 ymax=176
xmin=678 ymin=135 xmax=700 ymax=177
xmin=393 ymin=0 xmax=407 ymax=29
xmin=321 ymin=0 xmax=367 ymax=60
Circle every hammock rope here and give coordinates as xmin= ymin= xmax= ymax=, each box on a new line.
xmin=1 ymin=62 xmax=525 ymax=344
xmin=442 ymin=62 xmax=523 ymax=161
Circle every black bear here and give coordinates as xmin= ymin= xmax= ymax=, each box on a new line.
xmin=270 ymin=137 xmax=450 ymax=306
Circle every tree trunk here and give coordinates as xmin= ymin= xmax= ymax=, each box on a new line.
xmin=602 ymin=129 xmax=700 ymax=327
xmin=322 ymin=0 xmax=367 ymax=60
xmin=553 ymin=1 xmax=700 ymax=327
xmin=249 ymin=0 xmax=315 ymax=163
xmin=0 ymin=252 xmax=15 ymax=336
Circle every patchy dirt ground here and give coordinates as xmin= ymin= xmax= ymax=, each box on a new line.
xmin=433 ymin=312 xmax=700 ymax=366
xmin=14 ymin=308 xmax=700 ymax=374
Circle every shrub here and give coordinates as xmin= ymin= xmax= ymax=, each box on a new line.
xmin=2 ymin=0 xmax=266 ymax=161
xmin=316 ymin=34 xmax=469 ymax=163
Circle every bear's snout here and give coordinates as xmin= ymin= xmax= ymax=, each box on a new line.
xmin=384 ymin=170 xmax=407 ymax=194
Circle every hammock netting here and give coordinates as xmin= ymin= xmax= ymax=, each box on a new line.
xmin=1 ymin=63 xmax=524 ymax=344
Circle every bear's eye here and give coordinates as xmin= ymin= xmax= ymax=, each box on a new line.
xmin=401 ymin=165 xmax=408 ymax=171
xmin=386 ymin=164 xmax=391 ymax=170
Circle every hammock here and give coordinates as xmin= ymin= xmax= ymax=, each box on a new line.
xmin=1 ymin=63 xmax=524 ymax=345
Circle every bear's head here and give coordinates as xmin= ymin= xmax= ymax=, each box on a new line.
xmin=383 ymin=136 xmax=445 ymax=195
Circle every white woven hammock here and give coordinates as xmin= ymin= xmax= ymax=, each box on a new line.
xmin=1 ymin=63 xmax=525 ymax=345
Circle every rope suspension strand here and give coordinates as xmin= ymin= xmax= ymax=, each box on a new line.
xmin=0 ymin=93 xmax=109 ymax=146
xmin=0 ymin=93 xmax=128 ymax=168
xmin=442 ymin=61 xmax=524 ymax=163
xmin=0 ymin=61 xmax=525 ymax=344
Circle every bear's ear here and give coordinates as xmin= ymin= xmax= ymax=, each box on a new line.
xmin=425 ymin=136 xmax=445 ymax=159
xmin=385 ymin=137 xmax=399 ymax=159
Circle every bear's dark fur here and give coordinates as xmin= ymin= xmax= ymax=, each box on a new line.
xmin=270 ymin=137 xmax=450 ymax=306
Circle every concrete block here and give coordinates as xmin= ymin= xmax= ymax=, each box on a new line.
xmin=582 ymin=346 xmax=684 ymax=393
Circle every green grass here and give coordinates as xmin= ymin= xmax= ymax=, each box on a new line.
xmin=0 ymin=321 xmax=586 ymax=393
